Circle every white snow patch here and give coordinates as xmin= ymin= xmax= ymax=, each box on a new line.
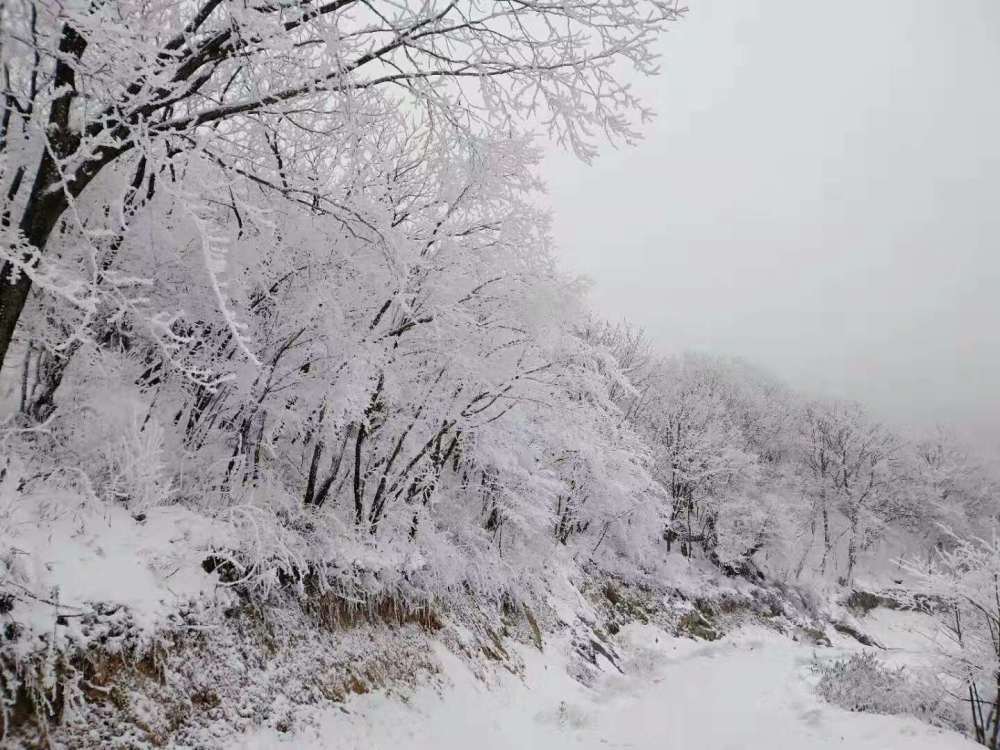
xmin=1 ymin=486 xmax=229 ymax=641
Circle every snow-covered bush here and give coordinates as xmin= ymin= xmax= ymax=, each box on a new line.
xmin=813 ymin=651 xmax=962 ymax=731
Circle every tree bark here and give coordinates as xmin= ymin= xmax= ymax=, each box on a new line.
xmin=0 ymin=24 xmax=92 ymax=372
xmin=0 ymin=153 xmax=67 ymax=371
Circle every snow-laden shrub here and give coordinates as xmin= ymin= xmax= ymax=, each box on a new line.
xmin=813 ymin=651 xmax=962 ymax=731
xmin=103 ymin=411 xmax=174 ymax=514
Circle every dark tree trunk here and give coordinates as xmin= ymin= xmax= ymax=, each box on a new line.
xmin=0 ymin=150 xmax=68 ymax=371
xmin=0 ymin=23 xmax=129 ymax=374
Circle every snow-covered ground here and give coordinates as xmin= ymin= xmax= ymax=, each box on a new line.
xmin=233 ymin=623 xmax=975 ymax=750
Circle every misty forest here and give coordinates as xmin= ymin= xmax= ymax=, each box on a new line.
xmin=0 ymin=1 xmax=997 ymax=748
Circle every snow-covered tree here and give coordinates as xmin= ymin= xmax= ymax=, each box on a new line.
xmin=795 ymin=399 xmax=902 ymax=583
xmin=0 ymin=0 xmax=682 ymax=373
xmin=908 ymin=531 xmax=1000 ymax=747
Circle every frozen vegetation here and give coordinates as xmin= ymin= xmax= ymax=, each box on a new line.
xmin=0 ymin=0 xmax=997 ymax=748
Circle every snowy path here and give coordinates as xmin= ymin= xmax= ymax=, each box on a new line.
xmin=235 ymin=626 xmax=975 ymax=749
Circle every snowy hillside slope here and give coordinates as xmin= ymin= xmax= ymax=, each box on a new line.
xmin=0 ymin=462 xmax=983 ymax=750
xmin=235 ymin=623 xmax=975 ymax=750
xmin=0 ymin=474 xmax=979 ymax=749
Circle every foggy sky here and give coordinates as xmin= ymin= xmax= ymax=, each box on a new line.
xmin=543 ymin=0 xmax=1000 ymax=453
